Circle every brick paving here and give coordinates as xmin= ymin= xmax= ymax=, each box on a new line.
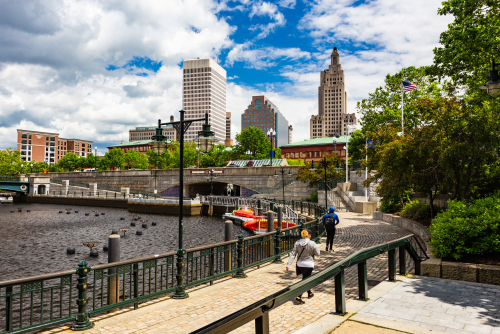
xmin=41 ymin=212 xmax=413 ymax=334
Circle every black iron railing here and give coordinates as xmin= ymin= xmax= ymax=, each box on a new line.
xmin=190 ymin=235 xmax=426 ymax=334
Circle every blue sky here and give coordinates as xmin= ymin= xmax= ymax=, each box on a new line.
xmin=0 ymin=0 xmax=453 ymax=151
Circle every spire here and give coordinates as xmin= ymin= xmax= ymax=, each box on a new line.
xmin=331 ymin=47 xmax=339 ymax=65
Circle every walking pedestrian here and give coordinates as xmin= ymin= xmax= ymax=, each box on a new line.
xmin=323 ymin=206 xmax=339 ymax=252
xmin=286 ymin=229 xmax=320 ymax=304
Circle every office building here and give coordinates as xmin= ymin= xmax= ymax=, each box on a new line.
xmin=129 ymin=116 xmax=177 ymax=142
xmin=310 ymin=47 xmax=357 ymax=138
xmin=182 ymin=58 xmax=226 ymax=144
xmin=16 ymin=129 xmax=93 ymax=163
xmin=225 ymin=112 xmax=233 ymax=146
xmin=241 ymin=96 xmax=289 ymax=148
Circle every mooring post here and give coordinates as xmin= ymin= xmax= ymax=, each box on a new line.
xmin=107 ymin=234 xmax=120 ymax=313
xmin=224 ymin=220 xmax=233 ymax=273
xmin=71 ymin=261 xmax=94 ymax=331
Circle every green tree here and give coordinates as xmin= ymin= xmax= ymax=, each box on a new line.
xmin=296 ymin=152 xmax=345 ymax=187
xmin=347 ymin=130 xmax=367 ymax=162
xmin=0 ymin=148 xmax=22 ymax=175
xmin=357 ymin=66 xmax=447 ymax=133
xmin=233 ymin=127 xmax=273 ymax=159
xmin=56 ymin=152 xmax=80 ymax=171
xmin=124 ymin=150 xmax=149 ymax=169
xmin=102 ymin=148 xmax=125 ymax=170
xmin=200 ymin=144 xmax=230 ymax=167
xmin=429 ymin=0 xmax=500 ymax=89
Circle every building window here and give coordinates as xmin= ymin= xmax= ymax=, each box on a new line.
xmin=21 ymin=140 xmax=27 ymax=144
xmin=255 ymin=99 xmax=262 ymax=110
xmin=50 ymin=137 xmax=55 ymax=141
xmin=21 ymin=134 xmax=27 ymax=138
xmin=50 ymin=142 xmax=55 ymax=146
xmin=21 ymin=145 xmax=26 ymax=149
xmin=29 ymin=134 xmax=31 ymax=139
xmin=307 ymin=152 xmax=311 ymax=158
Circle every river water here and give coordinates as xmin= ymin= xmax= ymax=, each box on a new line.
xmin=0 ymin=203 xmax=251 ymax=281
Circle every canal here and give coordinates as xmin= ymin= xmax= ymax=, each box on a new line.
xmin=0 ymin=203 xmax=251 ymax=281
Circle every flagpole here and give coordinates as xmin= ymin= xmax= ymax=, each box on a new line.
xmin=401 ymin=80 xmax=404 ymax=135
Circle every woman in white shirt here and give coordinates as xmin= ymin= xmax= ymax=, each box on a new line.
xmin=286 ymin=229 xmax=321 ymax=304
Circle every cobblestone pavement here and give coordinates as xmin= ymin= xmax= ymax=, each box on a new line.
xmin=42 ymin=212 xmax=413 ymax=334
xmin=355 ymin=276 xmax=500 ymax=334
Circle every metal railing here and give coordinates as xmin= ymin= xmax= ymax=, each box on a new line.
xmin=336 ymin=186 xmax=355 ymax=211
xmin=0 ymin=215 xmax=322 ymax=334
xmin=191 ymin=234 xmax=427 ymax=334
xmin=0 ymin=176 xmax=20 ymax=181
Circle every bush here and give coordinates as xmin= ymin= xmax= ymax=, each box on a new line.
xmin=380 ymin=198 xmax=401 ymax=213
xmin=304 ymin=192 xmax=318 ymax=203
xmin=400 ymin=201 xmax=431 ymax=221
xmin=286 ymin=159 xmax=305 ymax=166
xmin=429 ymin=194 xmax=500 ymax=260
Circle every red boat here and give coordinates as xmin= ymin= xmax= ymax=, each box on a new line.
xmin=234 ymin=208 xmax=255 ymax=218
xmin=243 ymin=218 xmax=295 ymax=231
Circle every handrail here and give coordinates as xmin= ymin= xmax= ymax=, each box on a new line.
xmin=336 ymin=185 xmax=355 ymax=210
xmin=191 ymin=235 xmax=423 ymax=334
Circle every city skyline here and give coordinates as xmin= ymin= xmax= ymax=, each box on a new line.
xmin=0 ymin=1 xmax=453 ymax=150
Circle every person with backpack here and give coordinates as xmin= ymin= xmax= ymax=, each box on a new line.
xmin=286 ymin=229 xmax=321 ymax=304
xmin=322 ymin=206 xmax=339 ymax=252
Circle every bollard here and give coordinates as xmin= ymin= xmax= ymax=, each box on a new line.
xmin=266 ymin=210 xmax=274 ymax=233
xmin=107 ymin=234 xmax=120 ymax=313
xmin=277 ymin=206 xmax=283 ymax=230
xmin=234 ymin=235 xmax=247 ymax=278
xmin=71 ymin=261 xmax=94 ymax=330
xmin=224 ymin=220 xmax=233 ymax=274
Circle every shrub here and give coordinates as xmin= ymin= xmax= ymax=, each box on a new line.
xmin=286 ymin=159 xmax=305 ymax=166
xmin=304 ymin=192 xmax=318 ymax=203
xmin=400 ymin=200 xmax=431 ymax=221
xmin=429 ymin=194 xmax=500 ymax=260
xmin=380 ymin=198 xmax=401 ymax=213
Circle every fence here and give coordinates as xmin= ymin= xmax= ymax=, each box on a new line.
xmin=0 ymin=202 xmax=323 ymax=334
xmin=191 ymin=234 xmax=428 ymax=334
xmin=0 ymin=176 xmax=19 ymax=181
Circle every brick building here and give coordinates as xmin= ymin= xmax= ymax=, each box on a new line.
xmin=310 ymin=47 xmax=357 ymax=138
xmin=17 ymin=129 xmax=93 ymax=163
xmin=280 ymin=136 xmax=351 ymax=161
xmin=241 ymin=96 xmax=289 ymax=148
xmin=107 ymin=139 xmax=169 ymax=154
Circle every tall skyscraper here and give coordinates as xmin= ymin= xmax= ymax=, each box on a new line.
xmin=182 ymin=58 xmax=226 ymax=144
xmin=288 ymin=125 xmax=293 ymax=144
xmin=225 ymin=112 xmax=233 ymax=147
xmin=310 ymin=47 xmax=356 ymax=138
xmin=241 ymin=96 xmax=289 ymax=148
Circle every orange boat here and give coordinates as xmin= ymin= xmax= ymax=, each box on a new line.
xmin=243 ymin=218 xmax=295 ymax=231
xmin=234 ymin=208 xmax=255 ymax=218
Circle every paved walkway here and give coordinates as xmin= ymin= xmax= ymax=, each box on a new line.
xmin=41 ymin=212 xmax=413 ymax=334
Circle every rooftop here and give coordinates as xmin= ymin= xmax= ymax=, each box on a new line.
xmin=280 ymin=136 xmax=351 ymax=148
xmin=107 ymin=139 xmax=170 ymax=148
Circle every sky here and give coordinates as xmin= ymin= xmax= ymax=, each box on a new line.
xmin=0 ymin=0 xmax=454 ymax=152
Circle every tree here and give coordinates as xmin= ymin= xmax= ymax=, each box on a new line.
xmin=124 ymin=150 xmax=148 ymax=169
xmin=200 ymin=144 xmax=230 ymax=167
xmin=56 ymin=152 xmax=79 ymax=171
xmin=347 ymin=130 xmax=367 ymax=162
xmin=103 ymin=148 xmax=125 ymax=170
xmin=0 ymin=148 xmax=22 ymax=175
xmin=429 ymin=0 xmax=500 ymax=88
xmin=357 ymin=66 xmax=447 ymax=133
xmin=296 ymin=152 xmax=345 ymax=187
xmin=233 ymin=127 xmax=274 ymax=159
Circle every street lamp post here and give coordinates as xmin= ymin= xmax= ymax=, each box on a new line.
xmin=94 ymin=147 xmax=97 ymax=171
xmin=151 ymin=110 xmax=205 ymax=300
xmin=30 ymin=163 xmax=33 ymax=173
xmin=274 ymin=167 xmax=291 ymax=203
xmin=479 ymin=59 xmax=500 ymax=98
xmin=309 ymin=157 xmax=337 ymax=211
xmin=246 ymin=150 xmax=252 ymax=160
xmin=266 ymin=128 xmax=276 ymax=166
xmin=207 ymin=169 xmax=217 ymax=196
xmin=196 ymin=147 xmax=200 ymax=167
xmin=344 ymin=125 xmax=356 ymax=183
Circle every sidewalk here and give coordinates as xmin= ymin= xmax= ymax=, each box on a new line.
xmin=296 ymin=276 xmax=500 ymax=334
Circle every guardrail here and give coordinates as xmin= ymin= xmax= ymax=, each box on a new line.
xmin=0 ymin=215 xmax=322 ymax=333
xmin=0 ymin=176 xmax=20 ymax=181
xmin=191 ymin=234 xmax=427 ymax=334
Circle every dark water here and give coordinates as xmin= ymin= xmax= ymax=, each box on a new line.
xmin=0 ymin=203 xmax=250 ymax=281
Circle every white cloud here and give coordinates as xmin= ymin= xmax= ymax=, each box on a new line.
xmin=278 ymin=0 xmax=296 ymax=9
xmin=0 ymin=0 xmax=234 ymax=149
xmin=226 ymin=42 xmax=310 ymax=69
xmin=249 ymin=2 xmax=286 ymax=39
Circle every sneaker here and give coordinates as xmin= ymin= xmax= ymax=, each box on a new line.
xmin=325 ymin=248 xmax=329 ymax=252
xmin=295 ymin=297 xmax=305 ymax=305
xmin=308 ymin=292 xmax=314 ymax=299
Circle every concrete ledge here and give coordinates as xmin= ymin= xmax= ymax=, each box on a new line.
xmin=375 ymin=212 xmax=430 ymax=253
xmin=354 ymin=201 xmax=377 ymax=214
xmin=442 ymin=261 xmax=477 ymax=282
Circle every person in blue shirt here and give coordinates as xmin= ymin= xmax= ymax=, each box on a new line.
xmin=322 ymin=206 xmax=339 ymax=252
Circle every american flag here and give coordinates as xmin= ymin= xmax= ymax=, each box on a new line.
xmin=402 ymin=80 xmax=418 ymax=92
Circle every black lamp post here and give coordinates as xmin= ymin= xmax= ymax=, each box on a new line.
xmin=196 ymin=113 xmax=217 ymax=153
xmin=479 ymin=59 xmax=500 ymax=98
xmin=274 ymin=167 xmax=292 ymax=202
xmin=30 ymin=163 xmax=33 ymax=173
xmin=151 ymin=109 xmax=205 ymax=300
xmin=309 ymin=157 xmax=337 ymax=212
xmin=207 ymin=169 xmax=217 ymax=196
xmin=266 ymin=128 xmax=276 ymax=166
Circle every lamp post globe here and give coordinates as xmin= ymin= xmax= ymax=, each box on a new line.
xmin=30 ymin=163 xmax=33 ymax=173
xmin=479 ymin=59 xmax=500 ymax=98
xmin=196 ymin=113 xmax=216 ymax=152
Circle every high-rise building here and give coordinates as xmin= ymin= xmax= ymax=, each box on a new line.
xmin=129 ymin=116 xmax=177 ymax=142
xmin=288 ymin=125 xmax=293 ymax=144
xmin=241 ymin=96 xmax=289 ymax=148
xmin=16 ymin=129 xmax=93 ymax=163
xmin=310 ymin=47 xmax=356 ymax=138
xmin=182 ymin=58 xmax=226 ymax=144
xmin=225 ymin=112 xmax=233 ymax=147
